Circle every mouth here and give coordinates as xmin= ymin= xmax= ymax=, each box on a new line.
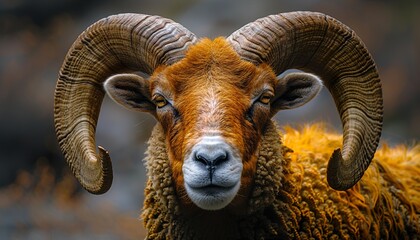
xmin=184 ymin=181 xmax=241 ymax=211
xmin=188 ymin=183 xmax=235 ymax=194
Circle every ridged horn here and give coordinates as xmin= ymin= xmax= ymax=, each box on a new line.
xmin=54 ymin=14 xmax=197 ymax=194
xmin=228 ymin=11 xmax=383 ymax=190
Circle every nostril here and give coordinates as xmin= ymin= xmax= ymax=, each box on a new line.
xmin=213 ymin=152 xmax=227 ymax=166
xmin=195 ymin=153 xmax=210 ymax=166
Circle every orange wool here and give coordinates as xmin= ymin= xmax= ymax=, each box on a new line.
xmin=281 ymin=123 xmax=420 ymax=238
xmin=282 ymin=123 xmax=420 ymax=207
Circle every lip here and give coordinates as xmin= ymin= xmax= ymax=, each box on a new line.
xmin=188 ymin=184 xmax=234 ymax=194
xmin=184 ymin=179 xmax=241 ymax=210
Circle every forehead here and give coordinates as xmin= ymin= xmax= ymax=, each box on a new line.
xmin=152 ymin=37 xmax=276 ymax=94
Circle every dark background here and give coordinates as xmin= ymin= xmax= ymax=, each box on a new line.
xmin=0 ymin=0 xmax=418 ymax=239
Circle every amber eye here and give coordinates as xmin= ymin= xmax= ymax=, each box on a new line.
xmin=153 ymin=94 xmax=168 ymax=108
xmin=259 ymin=92 xmax=273 ymax=105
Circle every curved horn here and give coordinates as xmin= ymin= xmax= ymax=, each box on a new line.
xmin=54 ymin=14 xmax=197 ymax=194
xmin=227 ymin=11 xmax=383 ymax=190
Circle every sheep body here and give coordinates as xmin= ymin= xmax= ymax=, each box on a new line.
xmin=52 ymin=11 xmax=417 ymax=239
xmin=142 ymin=121 xmax=420 ymax=239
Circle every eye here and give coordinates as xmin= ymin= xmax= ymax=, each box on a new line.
xmin=258 ymin=92 xmax=273 ymax=105
xmin=153 ymin=94 xmax=168 ymax=108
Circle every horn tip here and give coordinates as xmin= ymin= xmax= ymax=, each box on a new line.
xmin=327 ymin=148 xmax=358 ymax=191
xmin=84 ymin=146 xmax=113 ymax=195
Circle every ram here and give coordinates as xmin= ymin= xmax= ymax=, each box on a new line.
xmin=54 ymin=12 xmax=419 ymax=239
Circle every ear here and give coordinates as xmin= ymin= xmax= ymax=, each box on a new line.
xmin=271 ymin=72 xmax=322 ymax=115
xmin=104 ymin=73 xmax=155 ymax=113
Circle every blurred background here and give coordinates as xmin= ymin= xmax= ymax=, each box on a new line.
xmin=0 ymin=0 xmax=418 ymax=239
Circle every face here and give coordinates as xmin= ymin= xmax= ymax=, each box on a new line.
xmin=104 ymin=37 xmax=322 ymax=211
xmin=149 ymin=39 xmax=277 ymax=210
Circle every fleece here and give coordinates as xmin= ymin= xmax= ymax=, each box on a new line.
xmin=141 ymin=121 xmax=420 ymax=239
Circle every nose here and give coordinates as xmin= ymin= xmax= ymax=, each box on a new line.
xmin=195 ymin=149 xmax=228 ymax=167
xmin=193 ymin=139 xmax=230 ymax=182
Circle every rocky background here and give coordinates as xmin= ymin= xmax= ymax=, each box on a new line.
xmin=0 ymin=0 xmax=418 ymax=239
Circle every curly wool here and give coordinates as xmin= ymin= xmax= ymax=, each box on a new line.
xmin=281 ymin=124 xmax=420 ymax=239
xmin=141 ymin=122 xmax=420 ymax=239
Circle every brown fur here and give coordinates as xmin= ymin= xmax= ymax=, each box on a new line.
xmin=148 ymin=38 xmax=277 ymax=208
